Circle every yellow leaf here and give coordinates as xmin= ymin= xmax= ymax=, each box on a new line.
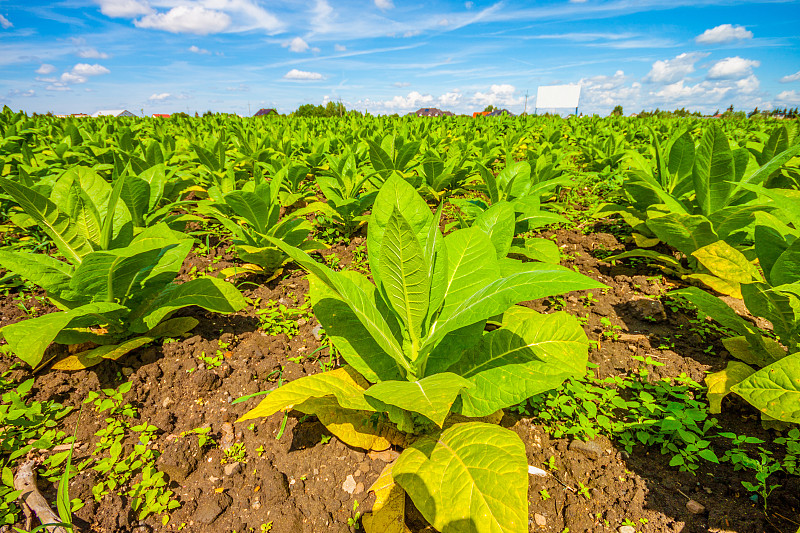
xmin=684 ymin=273 xmax=742 ymax=298
xmin=53 ymin=337 xmax=153 ymax=370
xmin=362 ymin=462 xmax=411 ymax=533
xmin=692 ymin=241 xmax=761 ymax=285
xmin=705 ymin=362 xmax=756 ymax=414
xmin=299 ymin=397 xmax=395 ymax=451
xmin=633 ymin=233 xmax=660 ymax=248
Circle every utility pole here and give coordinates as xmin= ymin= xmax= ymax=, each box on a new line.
xmin=523 ymin=91 xmax=528 ymax=115
xmin=248 ymin=102 xmax=251 ymax=116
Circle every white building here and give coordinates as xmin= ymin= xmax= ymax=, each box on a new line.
xmin=91 ymin=109 xmax=136 ymax=117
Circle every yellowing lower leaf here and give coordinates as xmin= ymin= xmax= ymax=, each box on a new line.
xmin=684 ymin=273 xmax=742 ymax=298
xmin=633 ymin=233 xmax=660 ymax=248
xmin=53 ymin=336 xmax=153 ymax=370
xmin=362 ymin=462 xmax=411 ymax=533
xmin=394 ymin=422 xmax=528 ymax=533
xmin=705 ymin=362 xmax=755 ymax=414
xmin=692 ymin=241 xmax=761 ymax=285
xmin=298 ymin=397 xmax=396 ymax=451
xmin=237 ymin=366 xmax=372 ymax=422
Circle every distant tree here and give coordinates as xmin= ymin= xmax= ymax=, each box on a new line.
xmin=610 ymin=105 xmax=623 ymax=116
xmin=748 ymin=107 xmax=760 ymax=118
xmin=483 ymin=105 xmax=496 ymax=113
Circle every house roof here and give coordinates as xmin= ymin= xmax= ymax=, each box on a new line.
xmin=415 ymin=107 xmax=448 ymax=117
xmin=92 ymin=109 xmax=135 ymax=117
xmin=487 ymin=108 xmax=515 ymax=117
xmin=254 ymin=108 xmax=277 ymax=116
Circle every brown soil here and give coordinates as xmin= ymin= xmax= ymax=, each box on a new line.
xmin=1 ymin=228 xmax=798 ymax=533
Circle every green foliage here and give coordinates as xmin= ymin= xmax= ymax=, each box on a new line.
xmin=80 ymin=381 xmax=179 ymax=524
xmin=0 ymin=373 xmax=73 ymax=527
xmin=240 ymin=176 xmax=604 ymax=532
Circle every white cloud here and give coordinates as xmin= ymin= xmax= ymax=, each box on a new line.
xmin=46 ymin=85 xmax=72 ymax=92
xmin=387 ymin=91 xmax=434 ymax=109
xmin=96 ymin=0 xmax=152 ymax=18
xmin=284 ymin=36 xmax=309 ymax=53
xmin=403 ymin=30 xmax=421 ymax=38
xmin=189 ymin=45 xmax=210 ymax=54
xmin=149 ymin=92 xmax=171 ymax=100
xmin=283 ymin=69 xmax=324 ymax=80
xmin=0 ymin=14 xmax=12 ymax=29
xmin=56 ymin=63 xmax=111 ymax=86
xmin=569 ymin=0 xmax=588 ymax=3
xmin=135 ymin=5 xmax=231 ymax=35
xmin=776 ymin=90 xmax=800 ymax=104
xmin=780 ymin=70 xmax=800 ymax=83
xmin=77 ymin=48 xmax=110 ymax=59
xmin=334 ymin=44 xmax=347 ymax=52
xmin=465 ymin=1 xmax=474 ymax=8
xmin=470 ymin=84 xmax=523 ymax=107
xmin=374 ymin=0 xmax=394 ymax=9
xmin=578 ymin=70 xmax=641 ymax=107
xmin=438 ymin=89 xmax=462 ymax=108
xmin=60 ymin=72 xmax=87 ymax=84
xmin=644 ymin=52 xmax=707 ymax=84
xmin=393 ymin=82 xmax=411 ymax=88
xmin=707 ymin=56 xmax=760 ymax=80
xmin=695 ymin=24 xmax=752 ymax=44
xmin=36 ymin=64 xmax=56 ymax=75
xmin=7 ymin=89 xmax=35 ymax=97
xmin=438 ymin=18 xmax=450 ymax=26
xmin=72 ymin=63 xmax=111 ymax=76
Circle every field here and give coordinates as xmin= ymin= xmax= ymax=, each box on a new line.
xmin=1 ymin=107 xmax=799 ymax=533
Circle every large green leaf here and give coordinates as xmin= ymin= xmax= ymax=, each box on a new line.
xmin=0 ymin=302 xmax=127 ymax=368
xmin=238 ymin=366 xmax=373 ymax=421
xmin=732 ymin=353 xmax=800 ymax=423
xmin=670 ymin=287 xmax=758 ymax=339
xmin=646 ymin=212 xmax=718 ymax=257
xmin=133 ymin=276 xmax=246 ymax=332
xmin=393 ymin=422 xmax=528 ymax=533
xmin=510 ymin=237 xmax=560 ymax=264
xmin=771 ymin=240 xmax=800 ymax=287
xmin=666 ymin=128 xmax=695 ymax=186
xmin=0 ymin=177 xmax=93 ymax=264
xmin=741 ymin=282 xmax=797 ymax=345
xmin=0 ymin=250 xmax=74 ymax=296
xmin=474 ymin=202 xmax=515 ymax=259
xmin=379 ymin=208 xmax=430 ymax=348
xmin=66 ymin=183 xmax=102 ymax=248
xmin=439 ymin=228 xmax=501 ymax=322
xmin=364 ymin=373 xmax=472 ymax=427
xmin=119 ymin=175 xmax=150 ymax=227
xmin=266 ymin=238 xmax=409 ymax=373
xmin=309 ymin=274 xmax=406 ymax=382
xmin=450 ymin=309 xmax=587 ymax=417
xmin=368 ymin=174 xmax=433 ymax=288
xmin=425 ymin=263 xmax=604 ymax=355
xmin=693 ymin=124 xmax=735 ymax=216
xmin=224 ymin=191 xmax=270 ymax=234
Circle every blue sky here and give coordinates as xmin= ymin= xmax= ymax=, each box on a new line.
xmin=1 ymin=0 xmax=799 ymax=115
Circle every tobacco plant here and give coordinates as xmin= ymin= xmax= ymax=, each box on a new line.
xmin=671 ymin=186 xmax=800 ymax=424
xmin=602 ymin=124 xmax=800 ymax=297
xmin=240 ymin=175 xmax=604 ymax=533
xmin=0 ymin=175 xmax=245 ymax=370
xmin=197 ymin=170 xmax=326 ymax=275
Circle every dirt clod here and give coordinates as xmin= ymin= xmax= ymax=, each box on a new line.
xmin=686 ymin=499 xmax=706 ymax=515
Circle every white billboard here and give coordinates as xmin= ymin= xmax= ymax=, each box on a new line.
xmin=536 ymin=85 xmax=581 ymax=110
